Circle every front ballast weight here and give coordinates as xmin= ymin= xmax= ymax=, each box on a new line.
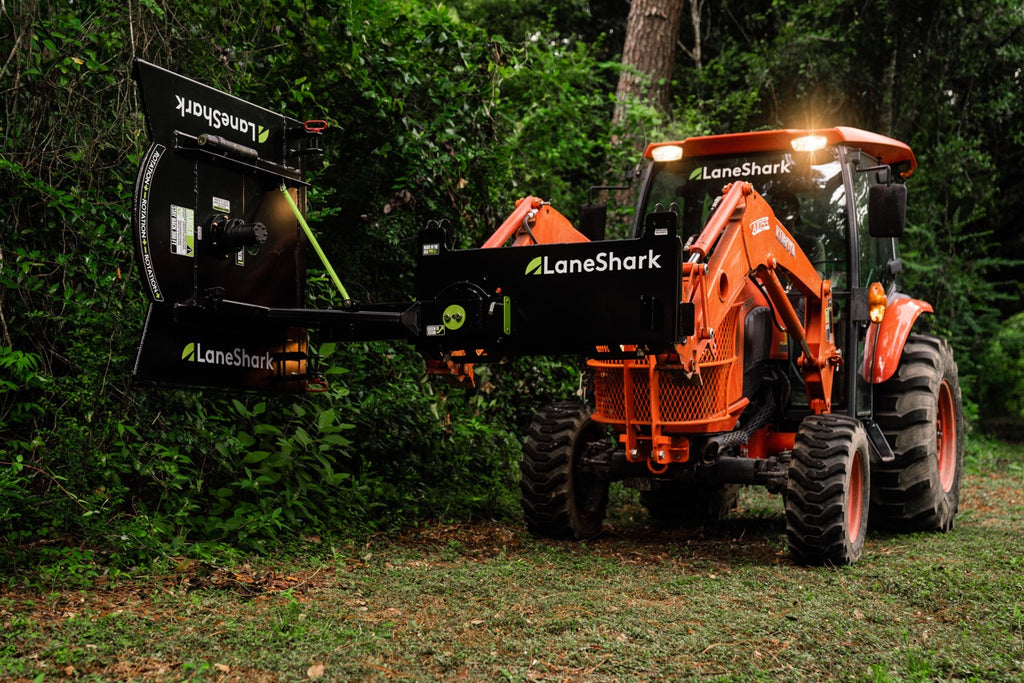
xmin=129 ymin=59 xmax=695 ymax=392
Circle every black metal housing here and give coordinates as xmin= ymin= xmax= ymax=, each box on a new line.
xmin=129 ymin=60 xmax=695 ymax=391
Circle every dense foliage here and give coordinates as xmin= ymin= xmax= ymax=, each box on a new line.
xmin=2 ymin=0 xmax=1022 ymax=566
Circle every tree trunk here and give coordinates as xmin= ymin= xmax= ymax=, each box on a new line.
xmin=686 ymin=0 xmax=704 ymax=70
xmin=613 ymin=0 xmax=686 ymax=127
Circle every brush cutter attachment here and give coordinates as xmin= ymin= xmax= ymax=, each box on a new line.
xmin=130 ymin=60 xmax=328 ymax=390
xmin=129 ymin=60 xmax=692 ymax=392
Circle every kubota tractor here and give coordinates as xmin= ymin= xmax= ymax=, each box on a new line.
xmin=514 ymin=129 xmax=964 ymax=566
xmin=130 ymin=61 xmax=962 ymax=566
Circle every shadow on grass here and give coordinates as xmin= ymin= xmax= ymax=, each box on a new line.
xmin=598 ymin=512 xmax=787 ymax=565
xmin=566 ymin=484 xmax=791 ymax=566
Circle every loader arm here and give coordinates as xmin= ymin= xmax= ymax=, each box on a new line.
xmin=677 ymin=181 xmax=841 ymax=413
xmin=481 ymin=196 xmax=590 ymax=248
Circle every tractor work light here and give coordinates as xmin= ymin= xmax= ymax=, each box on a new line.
xmin=651 ymin=144 xmax=684 ymax=162
xmin=868 ymin=282 xmax=888 ymax=323
xmin=791 ymin=134 xmax=829 ymax=152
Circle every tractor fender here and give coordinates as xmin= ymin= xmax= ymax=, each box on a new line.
xmin=861 ymin=294 xmax=934 ymax=384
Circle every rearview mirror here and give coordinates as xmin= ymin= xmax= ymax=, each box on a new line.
xmin=868 ymin=184 xmax=906 ymax=238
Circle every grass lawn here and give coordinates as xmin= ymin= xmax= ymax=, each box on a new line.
xmin=2 ymin=437 xmax=1022 ymax=681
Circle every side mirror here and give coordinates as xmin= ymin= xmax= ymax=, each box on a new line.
xmin=868 ymin=184 xmax=906 ymax=238
xmin=579 ymin=203 xmax=607 ymax=241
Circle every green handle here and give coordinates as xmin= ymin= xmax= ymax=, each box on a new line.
xmin=280 ymin=184 xmax=350 ymax=301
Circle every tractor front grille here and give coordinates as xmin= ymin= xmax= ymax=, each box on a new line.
xmin=590 ymin=306 xmax=739 ymax=427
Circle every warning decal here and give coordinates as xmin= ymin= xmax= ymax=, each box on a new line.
xmin=170 ymin=205 xmax=195 ymax=257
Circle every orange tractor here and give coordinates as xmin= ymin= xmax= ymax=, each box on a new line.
xmin=130 ymin=62 xmax=962 ymax=565
xmin=510 ymin=129 xmax=964 ymax=565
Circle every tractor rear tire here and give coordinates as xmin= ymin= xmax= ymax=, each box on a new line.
xmin=640 ymin=483 xmax=740 ymax=523
xmin=520 ymin=402 xmax=610 ymax=539
xmin=785 ymin=415 xmax=870 ymax=566
xmin=870 ymin=333 xmax=964 ymax=532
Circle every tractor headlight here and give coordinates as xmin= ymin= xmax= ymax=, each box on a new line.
xmin=651 ymin=145 xmax=684 ymax=162
xmin=791 ymin=134 xmax=828 ymax=152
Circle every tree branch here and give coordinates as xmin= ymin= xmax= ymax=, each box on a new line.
xmin=1 ymin=460 xmax=87 ymax=511
xmin=0 ymin=244 xmax=10 ymax=348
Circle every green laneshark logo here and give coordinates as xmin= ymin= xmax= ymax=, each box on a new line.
xmin=690 ymin=159 xmax=794 ymax=181
xmin=175 ymin=94 xmax=268 ymax=144
xmin=525 ymin=250 xmax=663 ymax=276
xmin=180 ymin=342 xmax=274 ymax=369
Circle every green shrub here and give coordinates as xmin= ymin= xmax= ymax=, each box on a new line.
xmin=977 ymin=312 xmax=1024 ymax=438
xmin=0 ymin=0 xmax=576 ymax=562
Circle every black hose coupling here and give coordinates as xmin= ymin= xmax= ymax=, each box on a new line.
xmin=205 ymin=214 xmax=268 ymax=257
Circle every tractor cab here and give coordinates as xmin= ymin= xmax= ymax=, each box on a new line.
xmin=637 ymin=129 xmax=915 ymax=288
xmin=632 ymin=128 xmax=916 ymax=418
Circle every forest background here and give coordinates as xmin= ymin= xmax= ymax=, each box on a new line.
xmin=2 ymin=0 xmax=1023 ymax=569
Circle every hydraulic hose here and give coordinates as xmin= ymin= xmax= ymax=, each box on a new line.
xmin=702 ymin=389 xmax=776 ymax=461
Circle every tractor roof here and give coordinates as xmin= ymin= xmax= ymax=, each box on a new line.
xmin=646 ymin=127 xmax=918 ymax=177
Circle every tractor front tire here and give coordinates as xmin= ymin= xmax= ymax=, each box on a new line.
xmin=785 ymin=415 xmax=870 ymax=566
xmin=870 ymin=333 xmax=964 ymax=532
xmin=520 ymin=402 xmax=609 ymax=539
